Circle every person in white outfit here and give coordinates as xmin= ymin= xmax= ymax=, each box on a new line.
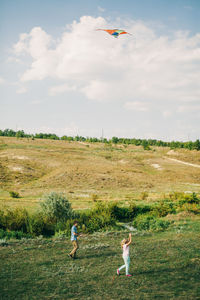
xmin=117 ymin=233 xmax=132 ymax=277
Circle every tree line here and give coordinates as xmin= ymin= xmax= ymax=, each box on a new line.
xmin=0 ymin=128 xmax=200 ymax=150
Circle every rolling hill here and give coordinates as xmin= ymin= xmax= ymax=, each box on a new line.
xmin=0 ymin=137 xmax=200 ymax=210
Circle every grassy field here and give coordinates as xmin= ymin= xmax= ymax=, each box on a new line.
xmin=0 ymin=137 xmax=200 ymax=210
xmin=0 ymin=219 xmax=200 ymax=300
xmin=0 ymin=137 xmax=200 ymax=299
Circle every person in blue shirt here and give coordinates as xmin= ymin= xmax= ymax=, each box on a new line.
xmin=69 ymin=221 xmax=79 ymax=259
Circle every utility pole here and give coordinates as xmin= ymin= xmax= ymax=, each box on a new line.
xmin=101 ymin=128 xmax=104 ymax=141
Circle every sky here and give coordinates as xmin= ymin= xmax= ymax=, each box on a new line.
xmin=0 ymin=0 xmax=200 ymax=141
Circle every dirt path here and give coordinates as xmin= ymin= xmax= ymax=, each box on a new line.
xmin=166 ymin=157 xmax=200 ymax=168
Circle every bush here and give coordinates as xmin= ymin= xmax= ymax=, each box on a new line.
xmin=134 ymin=204 xmax=151 ymax=216
xmin=0 ymin=229 xmax=32 ymax=240
xmin=0 ymin=208 xmax=29 ymax=232
xmin=133 ymin=214 xmax=171 ymax=232
xmin=9 ymin=191 xmax=20 ymax=198
xmin=85 ymin=214 xmax=115 ymax=233
xmin=169 ymin=192 xmax=184 ymax=201
xmin=178 ymin=193 xmax=200 ymax=205
xmin=128 ymin=201 xmax=138 ymax=219
xmin=178 ymin=203 xmax=200 ymax=214
xmin=152 ymin=200 xmax=176 ymax=217
xmin=107 ymin=202 xmax=130 ymax=221
xmin=0 ymin=208 xmax=55 ymax=237
xmin=141 ymin=192 xmax=149 ymax=200
xmin=40 ymin=192 xmax=74 ymax=223
xmin=70 ymin=202 xmax=117 ymax=234
xmin=27 ymin=212 xmax=55 ymax=236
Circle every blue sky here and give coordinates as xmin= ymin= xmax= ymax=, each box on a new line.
xmin=0 ymin=0 xmax=200 ymax=140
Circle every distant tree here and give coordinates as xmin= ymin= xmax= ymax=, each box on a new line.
xmin=61 ymin=135 xmax=74 ymax=141
xmin=112 ymin=136 xmax=119 ymax=144
xmin=3 ymin=129 xmax=16 ymax=137
xmin=102 ymin=138 xmax=108 ymax=143
xmin=16 ymin=130 xmax=25 ymax=138
xmin=185 ymin=141 xmax=193 ymax=150
xmin=194 ymin=139 xmax=200 ymax=151
xmin=142 ymin=140 xmax=151 ymax=150
xmin=75 ymin=135 xmax=80 ymax=141
xmin=0 ymin=127 xmax=199 ymax=152
xmin=35 ymin=133 xmax=44 ymax=139
xmin=61 ymin=135 xmax=68 ymax=140
xmin=49 ymin=134 xmax=59 ymax=140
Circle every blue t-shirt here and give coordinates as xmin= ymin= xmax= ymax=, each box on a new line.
xmin=71 ymin=225 xmax=77 ymax=241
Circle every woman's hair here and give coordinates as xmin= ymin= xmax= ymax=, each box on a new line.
xmin=73 ymin=220 xmax=78 ymax=225
xmin=121 ymin=238 xmax=128 ymax=248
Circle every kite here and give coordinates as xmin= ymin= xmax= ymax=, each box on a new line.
xmin=96 ymin=29 xmax=131 ymax=38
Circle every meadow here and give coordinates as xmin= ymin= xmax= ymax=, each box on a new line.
xmin=0 ymin=221 xmax=200 ymax=300
xmin=0 ymin=137 xmax=200 ymax=210
xmin=0 ymin=137 xmax=200 ymax=299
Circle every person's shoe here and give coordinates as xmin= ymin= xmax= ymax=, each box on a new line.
xmin=68 ymin=254 xmax=73 ymax=259
xmin=126 ymin=274 xmax=132 ymax=277
xmin=117 ymin=269 xmax=120 ymax=275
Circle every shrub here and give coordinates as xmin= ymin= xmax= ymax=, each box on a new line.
xmin=141 ymin=192 xmax=149 ymax=200
xmin=0 ymin=210 xmax=5 ymax=229
xmin=40 ymin=192 xmax=74 ymax=223
xmin=0 ymin=229 xmax=32 ymax=240
xmin=73 ymin=202 xmax=116 ymax=233
xmin=107 ymin=202 xmax=130 ymax=221
xmin=135 ymin=204 xmax=151 ymax=215
xmin=178 ymin=203 xmax=200 ymax=214
xmin=179 ymin=192 xmax=200 ymax=205
xmin=27 ymin=212 xmax=55 ymax=236
xmin=0 ymin=208 xmax=29 ymax=232
xmin=133 ymin=214 xmax=171 ymax=232
xmin=152 ymin=200 xmax=176 ymax=217
xmin=87 ymin=213 xmax=116 ymax=233
xmin=0 ymin=208 xmax=54 ymax=237
xmin=149 ymin=218 xmax=171 ymax=231
xmin=128 ymin=201 xmax=138 ymax=219
xmin=169 ymin=192 xmax=184 ymax=201
xmin=9 ymin=191 xmax=20 ymax=198
xmin=64 ymin=219 xmax=75 ymax=235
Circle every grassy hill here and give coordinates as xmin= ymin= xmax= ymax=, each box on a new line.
xmin=0 ymin=137 xmax=200 ymax=210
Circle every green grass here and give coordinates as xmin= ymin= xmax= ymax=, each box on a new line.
xmin=0 ymin=223 xmax=200 ymax=299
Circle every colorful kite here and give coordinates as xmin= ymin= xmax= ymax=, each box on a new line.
xmin=96 ymin=29 xmax=131 ymax=38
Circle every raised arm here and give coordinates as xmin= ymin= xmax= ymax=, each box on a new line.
xmin=126 ymin=233 xmax=132 ymax=246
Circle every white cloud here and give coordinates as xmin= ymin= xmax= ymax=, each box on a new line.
xmin=13 ymin=16 xmax=200 ymax=108
xmin=16 ymin=86 xmax=28 ymax=94
xmin=178 ymin=104 xmax=200 ymax=113
xmin=124 ymin=101 xmax=148 ymax=111
xmin=49 ymin=83 xmax=76 ymax=96
xmin=30 ymin=99 xmax=43 ymax=105
xmin=163 ymin=110 xmax=173 ymax=118
xmin=0 ymin=76 xmax=5 ymax=85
